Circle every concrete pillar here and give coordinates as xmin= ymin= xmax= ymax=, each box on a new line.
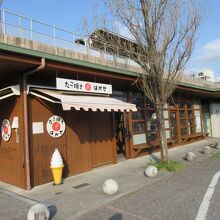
xmin=209 ymin=103 xmax=220 ymax=138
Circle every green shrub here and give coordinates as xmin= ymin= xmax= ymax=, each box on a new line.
xmin=153 ymin=160 xmax=185 ymax=172
xmin=212 ymin=152 xmax=220 ymax=158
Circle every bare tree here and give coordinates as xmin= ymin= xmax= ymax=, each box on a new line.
xmin=88 ymin=0 xmax=202 ymax=162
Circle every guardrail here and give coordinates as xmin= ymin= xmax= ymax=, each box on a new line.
xmin=0 ymin=9 xmax=220 ymax=89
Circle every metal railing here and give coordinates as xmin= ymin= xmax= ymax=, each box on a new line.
xmin=0 ymin=9 xmax=220 ymax=89
xmin=0 ymin=9 xmax=139 ymax=68
xmin=180 ymin=73 xmax=220 ymax=89
xmin=0 ymin=9 xmax=87 ymax=51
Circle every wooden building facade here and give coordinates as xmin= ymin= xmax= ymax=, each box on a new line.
xmin=0 ymin=42 xmax=218 ymax=189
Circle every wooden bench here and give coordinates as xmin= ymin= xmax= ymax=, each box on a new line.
xmin=133 ymin=144 xmax=152 ymax=150
xmin=181 ymin=133 xmax=203 ymax=143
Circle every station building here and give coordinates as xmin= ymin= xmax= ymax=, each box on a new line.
xmin=0 ymin=10 xmax=220 ymax=189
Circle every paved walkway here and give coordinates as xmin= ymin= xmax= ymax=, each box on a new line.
xmin=0 ymin=138 xmax=219 ymax=219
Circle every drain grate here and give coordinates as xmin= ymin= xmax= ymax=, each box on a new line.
xmin=54 ymin=191 xmax=63 ymax=195
xmin=72 ymin=183 xmax=90 ymax=189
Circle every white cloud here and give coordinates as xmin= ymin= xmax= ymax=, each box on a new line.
xmin=203 ymin=39 xmax=220 ymax=51
xmin=193 ymin=38 xmax=220 ymax=63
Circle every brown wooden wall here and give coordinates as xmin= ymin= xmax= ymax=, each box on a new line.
xmin=0 ymin=96 xmax=25 ymax=188
xmin=29 ymin=96 xmax=115 ymax=186
xmin=29 ymin=97 xmax=67 ymax=186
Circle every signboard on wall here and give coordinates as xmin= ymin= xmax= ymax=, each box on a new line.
xmin=1 ymin=119 xmax=11 ymax=142
xmin=195 ymin=111 xmax=201 ymax=133
xmin=32 ymin=122 xmax=44 ymax=134
xmin=46 ymin=115 xmax=65 ymax=138
xmin=56 ymin=78 xmax=112 ymax=95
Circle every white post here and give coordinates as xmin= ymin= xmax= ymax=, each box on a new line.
xmin=53 ymin=25 xmax=56 ymax=47
xmin=18 ymin=16 xmax=22 ymax=38
xmin=30 ymin=18 xmax=33 ymax=41
xmin=2 ymin=9 xmax=5 ymax=35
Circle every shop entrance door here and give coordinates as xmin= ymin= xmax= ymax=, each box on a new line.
xmin=115 ymin=112 xmax=130 ymax=161
xmin=170 ymin=111 xmax=179 ymax=143
xmin=65 ymin=110 xmax=115 ymax=173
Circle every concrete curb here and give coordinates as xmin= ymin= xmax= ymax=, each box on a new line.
xmin=0 ymin=187 xmax=38 ymax=206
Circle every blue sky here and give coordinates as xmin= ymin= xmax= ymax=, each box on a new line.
xmin=186 ymin=0 xmax=220 ymax=76
xmin=2 ymin=0 xmax=220 ymax=76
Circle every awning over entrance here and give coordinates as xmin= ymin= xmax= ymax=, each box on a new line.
xmin=29 ymin=88 xmax=137 ymax=112
xmin=0 ymin=85 xmax=20 ymax=100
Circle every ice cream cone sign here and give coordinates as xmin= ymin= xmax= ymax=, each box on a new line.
xmin=50 ymin=148 xmax=64 ymax=185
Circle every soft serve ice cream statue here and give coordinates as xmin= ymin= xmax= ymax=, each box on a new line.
xmin=51 ymin=148 xmax=64 ymax=168
xmin=50 ymin=148 xmax=64 ymax=185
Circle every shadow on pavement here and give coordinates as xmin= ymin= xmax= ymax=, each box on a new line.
xmin=48 ymin=205 xmax=57 ymax=220
xmin=150 ymin=154 xmax=160 ymax=162
xmin=108 ymin=213 xmax=122 ymax=220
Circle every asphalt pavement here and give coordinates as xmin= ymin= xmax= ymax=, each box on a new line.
xmin=0 ymin=192 xmax=30 ymax=220
xmin=77 ymin=153 xmax=220 ymax=220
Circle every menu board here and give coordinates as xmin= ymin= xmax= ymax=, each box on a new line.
xmin=195 ymin=111 xmax=201 ymax=133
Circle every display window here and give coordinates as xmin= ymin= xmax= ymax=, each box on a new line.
xmin=130 ymin=92 xmax=203 ymax=148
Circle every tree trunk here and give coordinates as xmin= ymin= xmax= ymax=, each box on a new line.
xmin=156 ymin=104 xmax=168 ymax=162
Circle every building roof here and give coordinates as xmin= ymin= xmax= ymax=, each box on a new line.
xmin=89 ymin=28 xmax=146 ymax=59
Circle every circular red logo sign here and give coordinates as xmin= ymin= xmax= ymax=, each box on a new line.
xmin=52 ymin=122 xmax=60 ymax=131
xmin=85 ymin=83 xmax=91 ymax=91
xmin=3 ymin=125 xmax=8 ymax=134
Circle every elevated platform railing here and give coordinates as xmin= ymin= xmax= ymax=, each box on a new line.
xmin=0 ymin=9 xmax=220 ymax=89
xmin=0 ymin=9 xmax=141 ymax=73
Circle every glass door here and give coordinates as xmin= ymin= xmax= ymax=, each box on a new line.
xmin=115 ymin=112 xmax=127 ymax=161
xmin=170 ymin=111 xmax=179 ymax=142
